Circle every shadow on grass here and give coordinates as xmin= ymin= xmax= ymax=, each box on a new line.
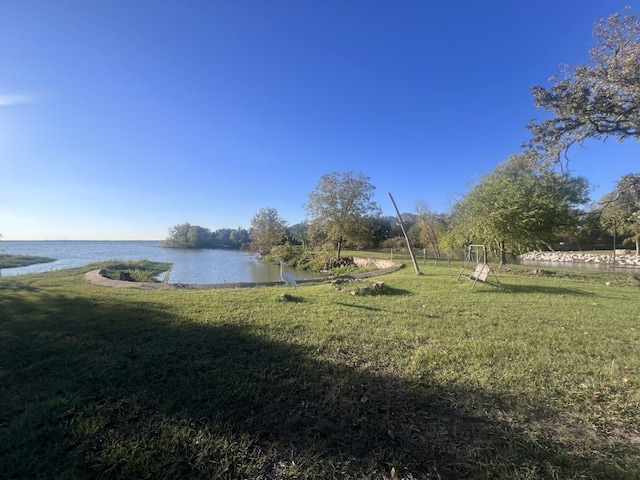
xmin=333 ymin=286 xmax=413 ymax=297
xmin=334 ymin=302 xmax=385 ymax=311
xmin=0 ymin=279 xmax=39 ymax=293
xmin=0 ymin=290 xmax=635 ymax=479
xmin=382 ymin=286 xmax=413 ymax=296
xmin=503 ymin=284 xmax=594 ymax=296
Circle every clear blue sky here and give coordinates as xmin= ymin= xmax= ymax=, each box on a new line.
xmin=1 ymin=1 xmax=638 ymax=240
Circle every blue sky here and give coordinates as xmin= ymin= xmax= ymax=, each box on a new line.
xmin=1 ymin=1 xmax=638 ymax=240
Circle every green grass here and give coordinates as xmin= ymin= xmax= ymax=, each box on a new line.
xmin=1 ymin=258 xmax=639 ymax=479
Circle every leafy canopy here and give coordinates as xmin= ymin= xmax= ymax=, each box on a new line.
xmin=527 ymin=8 xmax=640 ymax=168
xmin=413 ymin=202 xmax=448 ymax=258
xmin=249 ymin=207 xmax=288 ymax=256
xmin=304 ymin=172 xmax=381 ymax=258
xmin=451 ymin=154 xmax=590 ymax=263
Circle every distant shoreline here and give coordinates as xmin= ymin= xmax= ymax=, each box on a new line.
xmin=1 ymin=239 xmax=162 ymax=242
xmin=0 ymin=254 xmax=56 ymax=270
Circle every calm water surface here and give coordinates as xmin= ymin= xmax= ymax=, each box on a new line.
xmin=0 ymin=241 xmax=317 ymax=284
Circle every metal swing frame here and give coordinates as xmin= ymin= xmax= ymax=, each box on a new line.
xmin=457 ymin=245 xmax=503 ymax=288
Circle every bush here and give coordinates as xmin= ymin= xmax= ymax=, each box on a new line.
xmin=268 ymin=244 xmax=299 ymax=263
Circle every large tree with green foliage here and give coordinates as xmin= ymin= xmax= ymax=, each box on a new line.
xmin=599 ymin=173 xmax=640 ymax=254
xmin=526 ymin=9 xmax=640 ymax=168
xmin=162 ymin=223 xmax=203 ymax=248
xmin=451 ymin=154 xmax=590 ymax=265
xmin=249 ymin=207 xmax=288 ymax=256
xmin=304 ymin=172 xmax=381 ymax=259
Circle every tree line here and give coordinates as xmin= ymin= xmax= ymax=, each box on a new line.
xmin=164 ymin=8 xmax=640 ymax=263
xmin=164 ymin=166 xmax=640 ymax=265
xmin=161 ymin=224 xmax=250 ymax=249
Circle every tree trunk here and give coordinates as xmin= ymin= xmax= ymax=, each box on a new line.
xmin=498 ymin=239 xmax=507 ymax=267
xmin=336 ymin=237 xmax=342 ymax=260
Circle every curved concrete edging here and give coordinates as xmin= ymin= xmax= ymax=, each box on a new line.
xmin=85 ymin=257 xmax=404 ymax=290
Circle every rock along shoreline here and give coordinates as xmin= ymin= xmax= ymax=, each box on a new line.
xmin=520 ymin=251 xmax=640 ymax=267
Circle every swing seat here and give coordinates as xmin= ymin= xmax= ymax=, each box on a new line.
xmin=469 ymin=263 xmax=490 ymax=282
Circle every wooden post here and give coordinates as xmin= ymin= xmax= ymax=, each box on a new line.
xmin=388 ymin=192 xmax=421 ymax=275
xmin=613 ymin=220 xmax=617 ymax=272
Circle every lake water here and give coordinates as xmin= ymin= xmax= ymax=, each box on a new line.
xmin=0 ymin=241 xmax=318 ymax=284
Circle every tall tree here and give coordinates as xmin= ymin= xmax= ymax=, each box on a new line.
xmin=414 ymin=202 xmax=447 ymax=258
xmin=451 ymin=154 xmax=590 ymax=265
xmin=304 ymin=172 xmax=381 ymax=259
xmin=526 ymin=9 xmax=640 ymax=168
xmin=599 ymin=173 xmax=640 ymax=254
xmin=187 ymin=225 xmax=210 ymax=247
xmin=163 ymin=222 xmax=194 ymax=248
xmin=249 ymin=207 xmax=287 ymax=256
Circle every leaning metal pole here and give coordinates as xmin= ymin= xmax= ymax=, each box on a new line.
xmin=388 ymin=192 xmax=421 ymax=275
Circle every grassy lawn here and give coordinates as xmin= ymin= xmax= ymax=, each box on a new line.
xmin=1 ymin=256 xmax=639 ymax=479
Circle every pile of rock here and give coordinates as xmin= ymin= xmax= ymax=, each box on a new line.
xmin=520 ymin=251 xmax=640 ymax=266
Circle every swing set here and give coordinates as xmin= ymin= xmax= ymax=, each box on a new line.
xmin=457 ymin=244 xmax=503 ymax=289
